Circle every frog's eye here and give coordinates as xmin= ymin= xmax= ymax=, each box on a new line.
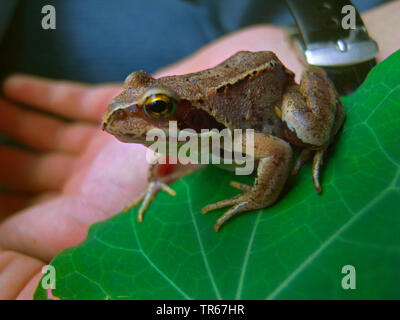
xmin=143 ymin=94 xmax=177 ymax=119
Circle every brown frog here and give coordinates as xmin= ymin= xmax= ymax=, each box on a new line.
xmin=102 ymin=51 xmax=345 ymax=232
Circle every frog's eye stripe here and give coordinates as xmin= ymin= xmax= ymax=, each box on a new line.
xmin=143 ymin=94 xmax=177 ymax=120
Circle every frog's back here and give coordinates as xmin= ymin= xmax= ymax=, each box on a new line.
xmin=160 ymin=51 xmax=294 ymax=136
xmin=161 ymin=51 xmax=289 ymax=95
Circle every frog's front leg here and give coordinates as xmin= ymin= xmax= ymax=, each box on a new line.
xmin=123 ymin=160 xmax=175 ymax=221
xmin=280 ymin=66 xmax=345 ymax=192
xmin=124 ymin=156 xmax=200 ymax=222
xmin=202 ymin=134 xmax=293 ymax=232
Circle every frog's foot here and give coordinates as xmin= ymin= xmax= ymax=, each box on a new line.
xmin=201 ymin=191 xmax=262 ymax=232
xmin=202 ymin=134 xmax=293 ymax=232
xmin=312 ymin=149 xmax=325 ymax=194
xmin=123 ymin=181 xmax=176 ymax=222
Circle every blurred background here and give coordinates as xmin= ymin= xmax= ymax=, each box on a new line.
xmin=0 ymin=0 xmax=388 ymax=83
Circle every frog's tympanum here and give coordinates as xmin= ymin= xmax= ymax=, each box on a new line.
xmin=102 ymin=51 xmax=345 ymax=232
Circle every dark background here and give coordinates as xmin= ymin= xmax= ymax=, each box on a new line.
xmin=0 ymin=0 xmax=387 ymax=83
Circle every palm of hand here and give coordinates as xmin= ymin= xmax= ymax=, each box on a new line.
xmin=0 ymin=76 xmax=149 ymax=262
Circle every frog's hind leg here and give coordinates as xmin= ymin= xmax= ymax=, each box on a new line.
xmin=202 ymin=134 xmax=293 ymax=232
xmin=311 ymin=100 xmax=345 ymax=193
xmin=281 ymin=66 xmax=345 ymax=193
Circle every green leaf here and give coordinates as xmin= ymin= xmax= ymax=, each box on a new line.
xmin=34 ymin=50 xmax=400 ymax=300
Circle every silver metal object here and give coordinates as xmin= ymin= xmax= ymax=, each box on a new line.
xmin=292 ymin=28 xmax=378 ymax=67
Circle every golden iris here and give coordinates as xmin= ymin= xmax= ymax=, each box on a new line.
xmin=143 ymin=94 xmax=177 ymax=119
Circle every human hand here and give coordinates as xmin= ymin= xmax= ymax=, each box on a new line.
xmin=0 ymin=76 xmax=150 ymax=298
xmin=0 ymin=0 xmax=398 ymax=299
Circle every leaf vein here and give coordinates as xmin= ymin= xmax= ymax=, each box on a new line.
xmin=265 ymin=176 xmax=396 ymax=299
xmin=235 ymin=210 xmax=262 ymax=299
xmin=130 ymin=212 xmax=193 ymax=299
xmin=182 ymin=180 xmax=222 ymax=300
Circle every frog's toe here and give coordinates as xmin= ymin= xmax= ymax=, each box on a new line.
xmin=202 ymin=191 xmax=263 ymax=232
xmin=312 ymin=149 xmax=325 ymax=194
xmin=229 ymin=181 xmax=253 ymax=192
xmin=201 ymin=181 xmax=252 ymax=214
xmin=123 ymin=181 xmax=176 ymax=222
xmin=214 ymin=199 xmax=264 ymax=232
xmin=213 ymin=202 xmax=251 ymax=232
xmin=201 ymin=194 xmax=243 ymax=215
xmin=292 ymin=148 xmax=313 ymax=175
xmin=291 ymin=148 xmax=324 ymax=193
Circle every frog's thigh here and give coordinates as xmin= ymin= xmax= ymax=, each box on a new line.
xmin=281 ymin=66 xmax=339 ymax=147
xmin=281 ymin=67 xmax=345 ymax=192
xmin=203 ymin=134 xmax=292 ymax=231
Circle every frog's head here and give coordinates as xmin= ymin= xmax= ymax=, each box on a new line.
xmin=102 ymin=70 xmax=226 ymax=146
xmin=102 ymin=71 xmax=181 ymax=146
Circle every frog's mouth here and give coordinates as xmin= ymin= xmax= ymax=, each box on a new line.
xmin=112 ymin=132 xmax=152 ymax=144
xmin=111 ymin=128 xmax=217 ymax=146
xmin=111 ymin=125 xmax=228 ymax=148
xmin=103 ymin=101 xmax=228 ymax=144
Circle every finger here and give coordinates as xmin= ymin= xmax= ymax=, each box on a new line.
xmin=17 ymin=272 xmax=45 ymax=300
xmin=2 ymin=74 xmax=122 ymax=122
xmin=0 ymin=99 xmax=97 ymax=154
xmin=0 ymin=196 xmax=89 ymax=262
xmin=0 ymin=250 xmax=45 ymax=299
xmin=0 ymin=145 xmax=74 ymax=192
xmin=49 ymin=122 xmax=97 ymax=154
